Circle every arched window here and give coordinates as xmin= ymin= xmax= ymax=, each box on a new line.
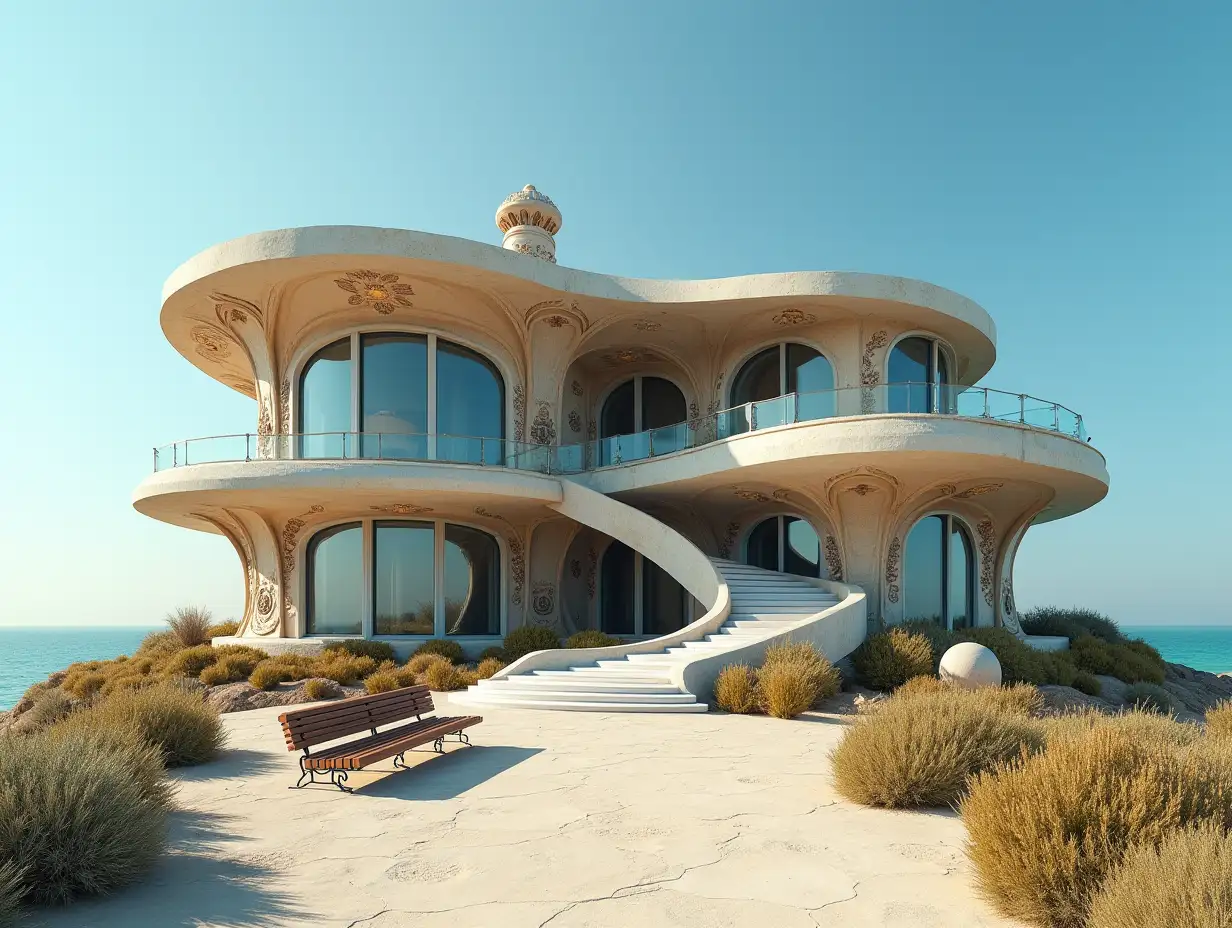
xmin=598 ymin=376 xmax=687 ymax=464
xmin=297 ymin=333 xmax=505 ymax=462
xmin=902 ymin=514 xmax=975 ymax=630
xmin=744 ymin=515 xmax=826 ymax=578
xmin=306 ymin=520 xmax=502 ymax=638
xmin=730 ymin=343 xmax=835 ymax=428
xmin=887 ymin=336 xmax=952 ymax=414
xmin=599 ymin=540 xmax=691 ymax=636
xmin=306 ymin=522 xmax=364 ymax=635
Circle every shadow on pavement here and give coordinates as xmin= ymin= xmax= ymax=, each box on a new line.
xmin=356 ymin=744 xmax=544 ymax=800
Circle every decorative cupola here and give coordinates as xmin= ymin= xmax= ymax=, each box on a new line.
xmin=495 ymin=184 xmax=562 ymax=263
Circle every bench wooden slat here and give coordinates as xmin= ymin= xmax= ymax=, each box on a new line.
xmin=303 ymin=716 xmax=482 ymax=770
xmin=279 ymin=686 xmax=436 ymax=750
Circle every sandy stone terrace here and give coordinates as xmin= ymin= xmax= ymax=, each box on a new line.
xmin=30 ymin=696 xmax=1019 ymax=928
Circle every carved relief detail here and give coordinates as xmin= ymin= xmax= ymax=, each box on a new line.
xmin=530 ymin=403 xmax=556 ymax=445
xmin=513 ymin=384 xmax=527 ymax=443
xmin=886 ymin=537 xmax=902 ymax=603
xmin=281 ymin=505 xmax=325 ymax=616
xmin=190 ymin=326 xmax=232 ymax=362
xmin=532 ymin=582 xmax=556 ymax=617
xmin=571 ymin=380 xmax=584 ymax=397
xmin=567 ymin=410 xmax=582 ymax=433
xmin=955 ymin=483 xmax=1003 ymax=499
xmin=860 ymin=330 xmax=889 ymax=413
xmin=474 ymin=507 xmax=525 ymax=605
xmin=278 ymin=378 xmax=291 ymax=434
xmin=772 ymin=308 xmax=817 ymax=326
xmin=824 ymin=535 xmax=843 ymax=582
xmin=370 ymin=503 xmax=434 ymax=515
xmin=586 ymin=548 xmax=598 ymax=599
xmin=333 ymin=270 xmax=414 ymax=314
xmin=718 ymin=521 xmax=742 ymax=559
xmin=976 ymin=519 xmax=997 ymax=607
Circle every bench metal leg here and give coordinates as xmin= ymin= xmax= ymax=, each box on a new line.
xmin=433 ymin=731 xmax=472 ymax=754
xmin=291 ymin=755 xmax=355 ymax=793
xmin=393 ymin=752 xmax=409 ymax=770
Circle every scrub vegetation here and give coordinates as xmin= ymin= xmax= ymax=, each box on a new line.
xmin=713 ymin=642 xmax=840 ymax=718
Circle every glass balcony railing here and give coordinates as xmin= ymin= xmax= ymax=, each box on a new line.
xmin=151 ymin=382 xmax=1089 ymax=474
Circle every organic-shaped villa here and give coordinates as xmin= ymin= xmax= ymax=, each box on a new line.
xmin=135 ymin=186 xmax=1109 ymax=711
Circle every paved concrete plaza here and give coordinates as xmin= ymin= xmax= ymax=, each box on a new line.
xmin=31 ymin=697 xmax=1018 ymax=927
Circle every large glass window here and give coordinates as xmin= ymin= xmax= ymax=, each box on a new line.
xmin=903 ymin=514 xmax=975 ymax=630
xmin=600 ymin=540 xmax=691 ymax=636
xmin=373 ymin=521 xmax=435 ymax=635
xmin=887 ymin=336 xmax=951 ymax=413
xmin=730 ymin=343 xmax=835 ymax=427
xmin=296 ymin=333 xmax=504 ymax=461
xmin=298 ymin=339 xmax=352 ymax=459
xmin=743 ymin=515 xmax=826 ymax=579
xmin=306 ymin=523 xmax=363 ymax=635
xmin=598 ymin=376 xmax=687 ymax=463
xmin=306 ymin=520 xmax=502 ymax=637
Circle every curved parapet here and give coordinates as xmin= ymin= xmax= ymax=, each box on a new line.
xmin=490 ymin=480 xmax=732 ymax=681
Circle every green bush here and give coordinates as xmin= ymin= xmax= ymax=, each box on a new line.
xmin=411 ymin=639 xmax=465 ymax=664
xmin=1088 ymin=824 xmax=1232 ymax=928
xmin=833 ymin=686 xmax=1043 ymax=808
xmin=897 ymin=620 xmax=957 ymax=671
xmin=0 ymin=725 xmax=172 ymax=905
xmin=205 ymin=620 xmax=240 ymax=638
xmin=323 ymin=639 xmax=396 ymax=664
xmin=1072 ymin=671 xmax=1102 ymax=696
xmin=714 ymin=664 xmax=758 ymax=713
xmin=1124 ymin=681 xmax=1174 ymax=714
xmin=1019 ymin=606 xmax=1122 ymax=644
xmin=302 ymin=678 xmax=339 ymax=700
xmin=249 ymin=661 xmax=294 ymax=691
xmin=954 ymin=628 xmax=1055 ymax=685
xmin=566 ymin=630 xmax=623 ymax=649
xmin=0 ymin=860 xmax=23 ymax=927
xmin=1070 ymin=634 xmax=1166 ymax=684
xmin=503 ymin=625 xmax=561 ymax=661
xmin=60 ymin=684 xmax=226 ymax=768
xmin=961 ymin=725 xmax=1232 ymax=928
xmin=166 ymin=606 xmax=214 ymax=648
xmin=852 ymin=628 xmax=934 ymax=690
xmin=164 ymin=644 xmax=219 ymax=679
xmin=479 ymin=645 xmax=507 ymax=663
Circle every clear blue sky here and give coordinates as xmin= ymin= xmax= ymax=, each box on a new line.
xmin=1 ymin=2 xmax=1228 ymax=627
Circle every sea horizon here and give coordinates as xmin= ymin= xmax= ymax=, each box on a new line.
xmin=3 ymin=623 xmax=1229 ymax=711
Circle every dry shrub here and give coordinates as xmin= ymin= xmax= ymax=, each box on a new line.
xmin=204 ymin=620 xmax=240 ymax=638
xmin=198 ymin=645 xmax=267 ymax=686
xmin=166 ymin=606 xmax=214 ymax=648
xmin=983 ymin=683 xmax=1045 ymax=718
xmin=164 ymin=644 xmax=218 ymax=679
xmin=302 ymin=678 xmax=339 ymax=700
xmin=458 ymin=668 xmax=480 ymax=687
xmin=99 ymin=672 xmax=154 ymax=697
xmin=476 ymin=657 xmax=505 ymax=680
xmin=135 ymin=629 xmax=182 ymax=661
xmin=1041 ymin=709 xmax=1201 ymax=751
xmin=714 ymin=664 xmax=758 ymax=713
xmin=566 ymin=630 xmax=623 ymax=649
xmin=0 ymin=860 xmax=23 ymax=926
xmin=961 ymin=726 xmax=1232 ymax=928
xmin=852 ymin=628 xmax=934 ymax=690
xmin=423 ymin=659 xmax=467 ymax=691
xmin=59 ymin=684 xmax=226 ymax=768
xmin=502 ymin=625 xmax=561 ymax=661
xmin=0 ymin=725 xmax=172 ymax=905
xmin=1087 ymin=823 xmax=1232 ymax=928
xmin=313 ymin=654 xmax=377 ymax=685
xmin=408 ymin=652 xmax=451 ymax=675
xmin=61 ymin=669 xmax=107 ymax=701
xmin=756 ymin=641 xmax=841 ymax=718
xmin=265 ymin=652 xmax=318 ymax=681
xmin=1206 ymin=700 xmax=1232 ymax=740
xmin=832 ymin=687 xmax=1043 ymax=808
xmin=894 ymin=675 xmax=950 ymax=699
xmin=12 ymin=688 xmax=77 ymax=733
xmin=364 ymin=672 xmax=401 ymax=695
xmin=411 ymin=639 xmax=465 ymax=664
xmin=324 ymin=639 xmax=397 ymax=664
xmin=249 ymin=661 xmax=293 ymax=691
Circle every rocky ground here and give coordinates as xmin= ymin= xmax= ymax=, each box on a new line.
xmin=1036 ymin=662 xmax=1232 ymax=722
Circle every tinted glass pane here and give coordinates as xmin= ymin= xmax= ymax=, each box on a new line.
xmin=373 ymin=521 xmax=435 ymax=635
xmin=600 ymin=541 xmax=635 ymax=635
xmin=788 ymin=343 xmax=836 ymax=421
xmin=746 ymin=518 xmax=780 ymax=572
xmin=783 ymin=517 xmax=822 ymax=578
xmin=361 ymin=334 xmax=428 ymax=459
xmin=641 ymin=377 xmax=687 ymax=430
xmin=643 ymin=559 xmax=688 ymax=635
xmin=904 ymin=515 xmax=945 ymax=626
xmin=600 ymin=380 xmax=636 ymax=437
xmin=948 ymin=521 xmax=973 ymax=630
xmin=444 ymin=524 xmax=500 ymax=636
xmin=306 ymin=523 xmax=363 ymax=635
xmin=437 ymin=341 xmax=504 ymax=464
xmin=731 ymin=346 xmax=781 ymax=405
xmin=888 ymin=337 xmax=933 ymax=413
xmin=299 ymin=339 xmax=352 ymax=459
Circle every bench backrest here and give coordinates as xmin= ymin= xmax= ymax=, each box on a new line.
xmin=279 ymin=685 xmax=435 ymax=752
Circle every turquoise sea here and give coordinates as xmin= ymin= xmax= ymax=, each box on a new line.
xmin=1 ymin=624 xmax=1230 ymax=711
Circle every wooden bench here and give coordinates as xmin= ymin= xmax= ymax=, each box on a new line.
xmin=278 ymin=685 xmax=482 ymax=793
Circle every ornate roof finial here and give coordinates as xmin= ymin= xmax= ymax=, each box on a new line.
xmin=495 ymin=184 xmax=562 ymax=264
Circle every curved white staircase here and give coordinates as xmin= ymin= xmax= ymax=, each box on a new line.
xmin=455 ymin=559 xmax=843 ymax=712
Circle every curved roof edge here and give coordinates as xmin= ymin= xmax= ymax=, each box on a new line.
xmin=163 ymin=225 xmax=997 ymax=345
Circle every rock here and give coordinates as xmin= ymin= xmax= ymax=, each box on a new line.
xmin=205 ymin=678 xmax=351 ymax=714
xmin=1038 ymin=684 xmax=1114 ymax=715
xmin=0 ymin=709 xmax=11 ymax=736
xmin=295 ymin=678 xmax=344 ymax=700
xmin=852 ymin=691 xmax=887 ymax=713
xmin=206 ymin=682 xmax=264 ymax=713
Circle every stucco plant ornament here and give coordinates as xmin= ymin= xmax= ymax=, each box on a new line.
xmin=824 ymin=535 xmax=844 ymax=582
xmin=885 ymin=537 xmax=902 ymax=603
xmin=334 ymin=270 xmax=414 ymax=315
xmin=474 ymin=507 xmax=525 ymax=606
xmin=532 ymin=583 xmax=556 ymax=617
xmin=772 ymin=308 xmax=817 ymax=327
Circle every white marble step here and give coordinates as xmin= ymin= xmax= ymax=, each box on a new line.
xmin=472 ymin=683 xmax=699 ymax=705
xmin=489 ymin=677 xmax=681 ymax=694
xmin=456 ymin=693 xmax=708 ymax=713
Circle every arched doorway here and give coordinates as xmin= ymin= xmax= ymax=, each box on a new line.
xmin=902 ymin=514 xmax=975 ymax=630
xmin=599 ymin=540 xmax=690 ymax=636
xmin=887 ymin=336 xmax=952 ymax=414
xmin=744 ymin=515 xmax=826 ymax=578
xmin=598 ymin=376 xmax=687 ymax=463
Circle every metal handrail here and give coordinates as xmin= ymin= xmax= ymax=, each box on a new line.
xmin=151 ymin=382 xmax=1089 ymax=474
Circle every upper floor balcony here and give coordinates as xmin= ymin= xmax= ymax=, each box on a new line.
xmin=151 ymin=381 xmax=1091 ymax=476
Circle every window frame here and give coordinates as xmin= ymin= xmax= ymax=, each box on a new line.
xmin=902 ymin=512 xmax=977 ymax=631
xmin=741 ymin=514 xmax=826 ymax=579
xmin=727 ymin=340 xmax=835 ymax=407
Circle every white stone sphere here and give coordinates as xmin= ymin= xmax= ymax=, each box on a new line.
xmin=939 ymin=642 xmax=1002 ymax=689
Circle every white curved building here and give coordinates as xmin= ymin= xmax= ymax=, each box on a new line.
xmin=135 ymin=185 xmax=1108 ymax=711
